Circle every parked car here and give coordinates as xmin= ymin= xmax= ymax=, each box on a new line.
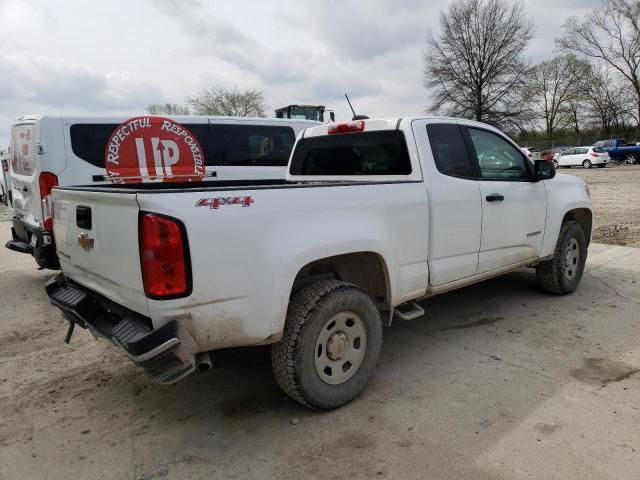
xmin=520 ymin=146 xmax=541 ymax=160
xmin=555 ymin=146 xmax=610 ymax=168
xmin=47 ymin=117 xmax=592 ymax=409
xmin=5 ymin=115 xmax=319 ymax=270
xmin=540 ymin=146 xmax=569 ymax=162
xmin=592 ymin=139 xmax=640 ymax=164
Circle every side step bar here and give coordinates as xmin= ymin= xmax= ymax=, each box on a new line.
xmin=394 ymin=302 xmax=425 ymax=321
xmin=5 ymin=239 xmax=33 ymax=254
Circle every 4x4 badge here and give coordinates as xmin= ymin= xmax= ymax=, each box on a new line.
xmin=78 ymin=232 xmax=94 ymax=251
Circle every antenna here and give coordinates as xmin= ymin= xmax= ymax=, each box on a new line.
xmin=344 ymin=93 xmax=370 ymax=121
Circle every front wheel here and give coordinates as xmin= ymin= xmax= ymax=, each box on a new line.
xmin=582 ymin=159 xmax=592 ymax=169
xmin=536 ymin=221 xmax=587 ymax=295
xmin=272 ymin=280 xmax=383 ymax=409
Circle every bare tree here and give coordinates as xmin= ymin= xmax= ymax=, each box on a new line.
xmin=526 ymin=55 xmax=591 ymax=140
xmin=557 ymin=0 xmax=640 ymax=125
xmin=424 ymin=0 xmax=534 ymax=128
xmin=563 ymin=99 xmax=587 ymax=145
xmin=580 ymin=64 xmax=633 ymax=135
xmin=146 ymin=103 xmax=191 ymax=115
xmin=187 ymin=87 xmax=266 ymax=117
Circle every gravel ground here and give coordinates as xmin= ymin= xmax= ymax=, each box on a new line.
xmin=1 ymin=226 xmax=639 ymax=480
xmin=565 ymin=164 xmax=640 ymax=248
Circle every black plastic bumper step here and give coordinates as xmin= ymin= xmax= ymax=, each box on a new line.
xmin=5 ymin=239 xmax=33 ymax=254
xmin=47 ymin=281 xmax=88 ymax=310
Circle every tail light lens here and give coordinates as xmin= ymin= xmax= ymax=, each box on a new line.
xmin=328 ymin=121 xmax=365 ymax=135
xmin=591 ymin=153 xmax=599 ymax=157
xmin=139 ymin=213 xmax=190 ymax=299
xmin=2 ymin=159 xmax=8 ymax=172
xmin=39 ymin=172 xmax=58 ymax=231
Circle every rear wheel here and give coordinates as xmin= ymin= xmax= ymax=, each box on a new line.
xmin=553 ymin=160 xmax=559 ymax=168
xmin=536 ymin=221 xmax=587 ymax=295
xmin=582 ymin=159 xmax=592 ymax=169
xmin=272 ymin=280 xmax=383 ymax=409
xmin=625 ymin=153 xmax=638 ymax=165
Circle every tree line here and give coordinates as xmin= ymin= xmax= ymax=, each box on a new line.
xmin=424 ymin=0 xmax=640 ymax=144
xmin=146 ymin=86 xmax=266 ymax=117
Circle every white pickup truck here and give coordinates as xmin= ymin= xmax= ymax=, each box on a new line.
xmin=47 ymin=117 xmax=593 ymax=409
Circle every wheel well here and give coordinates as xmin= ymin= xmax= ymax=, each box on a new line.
xmin=563 ymin=208 xmax=592 ymax=246
xmin=292 ymin=252 xmax=391 ymax=312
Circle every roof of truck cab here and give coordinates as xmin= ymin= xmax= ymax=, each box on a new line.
xmin=301 ymin=116 xmax=504 ymax=138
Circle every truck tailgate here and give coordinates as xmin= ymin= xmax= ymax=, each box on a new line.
xmin=52 ymin=188 xmax=149 ymax=316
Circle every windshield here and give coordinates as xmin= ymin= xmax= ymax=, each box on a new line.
xmin=289 ymin=107 xmax=324 ymax=122
xmin=290 ymin=130 xmax=412 ymax=176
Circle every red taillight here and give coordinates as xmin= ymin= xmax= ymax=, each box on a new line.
xmin=39 ymin=172 xmax=58 ymax=231
xmin=139 ymin=213 xmax=189 ymax=298
xmin=328 ymin=120 xmax=365 ymax=135
xmin=2 ymin=160 xmax=8 ymax=172
xmin=528 ymin=152 xmax=532 ymax=157
xmin=590 ymin=153 xmax=599 ymax=157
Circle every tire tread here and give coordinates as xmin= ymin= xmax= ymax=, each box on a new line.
xmin=271 ymin=279 xmax=364 ymax=409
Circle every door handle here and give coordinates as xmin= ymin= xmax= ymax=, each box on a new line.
xmin=486 ymin=193 xmax=504 ymax=202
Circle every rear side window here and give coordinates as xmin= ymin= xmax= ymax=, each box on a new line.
xmin=70 ymin=123 xmax=214 ymax=168
xmin=289 ymin=130 xmax=411 ymax=176
xmin=212 ymin=125 xmax=296 ymax=167
xmin=592 ymin=147 xmax=606 ymax=153
xmin=426 ymin=124 xmax=474 ymax=178
xmin=575 ymin=147 xmax=589 ymax=155
xmin=10 ymin=125 xmax=35 ymax=175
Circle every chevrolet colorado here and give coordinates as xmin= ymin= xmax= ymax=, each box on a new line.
xmin=47 ymin=117 xmax=593 ymax=409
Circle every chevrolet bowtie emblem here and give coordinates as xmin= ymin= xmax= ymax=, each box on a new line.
xmin=77 ymin=232 xmax=94 ymax=251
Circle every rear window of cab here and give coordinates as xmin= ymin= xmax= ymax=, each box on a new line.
xmin=289 ymin=130 xmax=412 ymax=176
xmin=69 ymin=123 xmax=295 ymax=168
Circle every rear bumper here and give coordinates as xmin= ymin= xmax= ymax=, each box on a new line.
xmin=45 ymin=274 xmax=198 ymax=384
xmin=7 ymin=218 xmax=60 ymax=269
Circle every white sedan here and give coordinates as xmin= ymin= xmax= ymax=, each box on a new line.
xmin=555 ymin=146 xmax=610 ymax=169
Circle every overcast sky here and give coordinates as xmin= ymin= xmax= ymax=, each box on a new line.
xmin=0 ymin=0 xmax=602 ymax=142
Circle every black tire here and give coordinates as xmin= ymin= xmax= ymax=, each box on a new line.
xmin=582 ymin=159 xmax=592 ymax=169
xmin=536 ymin=221 xmax=587 ymax=295
xmin=625 ymin=153 xmax=638 ymax=165
xmin=271 ymin=279 xmax=383 ymax=410
xmin=553 ymin=160 xmax=559 ymax=169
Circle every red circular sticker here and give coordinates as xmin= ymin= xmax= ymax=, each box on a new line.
xmin=104 ymin=116 xmax=205 ymax=183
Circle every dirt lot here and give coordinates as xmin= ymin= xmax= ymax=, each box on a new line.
xmin=0 ymin=170 xmax=639 ymax=480
xmin=567 ymin=164 xmax=640 ymax=248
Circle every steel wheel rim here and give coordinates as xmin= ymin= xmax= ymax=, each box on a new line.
xmin=314 ymin=311 xmax=367 ymax=385
xmin=563 ymin=238 xmax=580 ymax=280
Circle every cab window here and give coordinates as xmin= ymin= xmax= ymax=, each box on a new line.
xmin=289 ymin=130 xmax=411 ymax=176
xmin=467 ymin=128 xmax=531 ymax=180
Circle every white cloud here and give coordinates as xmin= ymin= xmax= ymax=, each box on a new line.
xmin=0 ymin=0 xmax=600 ymax=142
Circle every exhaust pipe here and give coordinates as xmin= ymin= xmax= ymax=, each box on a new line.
xmin=196 ymin=351 xmax=212 ymax=372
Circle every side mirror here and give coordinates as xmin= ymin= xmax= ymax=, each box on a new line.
xmin=534 ymin=160 xmax=555 ymax=181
